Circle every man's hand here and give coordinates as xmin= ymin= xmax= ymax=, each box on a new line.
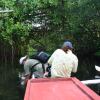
xmin=24 ymin=74 xmax=30 ymax=84
xmin=43 ymin=72 xmax=49 ymax=78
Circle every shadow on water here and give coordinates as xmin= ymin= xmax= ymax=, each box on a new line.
xmin=0 ymin=56 xmax=100 ymax=100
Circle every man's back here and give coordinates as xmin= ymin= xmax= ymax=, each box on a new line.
xmin=48 ymin=49 xmax=78 ymax=78
xmin=24 ymin=59 xmax=44 ymax=77
xmin=67 ymin=50 xmax=78 ymax=73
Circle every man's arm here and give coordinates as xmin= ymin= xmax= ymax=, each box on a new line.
xmin=48 ymin=49 xmax=58 ymax=65
xmin=24 ymin=63 xmax=31 ymax=83
xmin=24 ymin=74 xmax=30 ymax=84
xmin=72 ymin=55 xmax=78 ymax=73
xmin=48 ymin=52 xmax=55 ymax=65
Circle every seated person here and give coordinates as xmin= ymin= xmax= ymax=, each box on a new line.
xmin=47 ymin=41 xmax=78 ymax=78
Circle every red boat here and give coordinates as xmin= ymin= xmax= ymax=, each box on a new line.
xmin=24 ymin=77 xmax=100 ymax=100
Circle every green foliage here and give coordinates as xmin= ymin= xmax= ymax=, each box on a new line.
xmin=94 ymin=51 xmax=100 ymax=56
xmin=0 ymin=0 xmax=100 ymax=56
xmin=1 ymin=1 xmax=100 ymax=99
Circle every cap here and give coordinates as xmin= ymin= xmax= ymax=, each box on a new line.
xmin=63 ymin=41 xmax=73 ymax=49
xmin=19 ymin=56 xmax=27 ymax=64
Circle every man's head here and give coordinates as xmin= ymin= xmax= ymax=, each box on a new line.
xmin=62 ymin=41 xmax=73 ymax=52
xmin=19 ymin=55 xmax=28 ymax=65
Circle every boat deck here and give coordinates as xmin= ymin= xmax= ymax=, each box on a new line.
xmin=24 ymin=77 xmax=100 ymax=100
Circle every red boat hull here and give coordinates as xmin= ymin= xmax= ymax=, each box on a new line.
xmin=24 ymin=77 xmax=100 ymax=100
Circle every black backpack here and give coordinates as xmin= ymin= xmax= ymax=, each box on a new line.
xmin=31 ymin=51 xmax=50 ymax=63
xmin=37 ymin=51 xmax=50 ymax=63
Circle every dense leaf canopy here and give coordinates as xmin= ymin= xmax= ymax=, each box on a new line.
xmin=0 ymin=0 xmax=100 ymax=58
